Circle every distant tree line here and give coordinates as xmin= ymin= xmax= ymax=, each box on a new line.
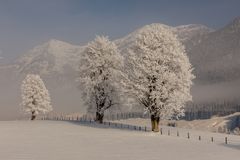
xmin=184 ymin=101 xmax=240 ymax=120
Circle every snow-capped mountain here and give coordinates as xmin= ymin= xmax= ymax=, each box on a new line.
xmin=16 ymin=39 xmax=84 ymax=75
xmin=13 ymin=23 xmax=214 ymax=81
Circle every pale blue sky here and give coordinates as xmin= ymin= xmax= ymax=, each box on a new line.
xmin=0 ymin=0 xmax=239 ymax=61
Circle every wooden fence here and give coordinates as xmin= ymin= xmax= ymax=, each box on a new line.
xmin=42 ymin=115 xmax=240 ymax=145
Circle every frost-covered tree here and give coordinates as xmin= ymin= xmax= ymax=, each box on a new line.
xmin=79 ymin=36 xmax=123 ymax=123
xmin=123 ymin=24 xmax=195 ymax=132
xmin=21 ymin=74 xmax=52 ymax=120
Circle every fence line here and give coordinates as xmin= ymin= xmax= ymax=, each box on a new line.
xmin=42 ymin=116 xmax=149 ymax=132
xmin=42 ymin=115 xmax=240 ymax=145
xmin=44 ymin=110 xmax=240 ymax=134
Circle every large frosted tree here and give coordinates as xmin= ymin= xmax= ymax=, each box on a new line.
xmin=21 ymin=74 xmax=52 ymax=120
xmin=123 ymin=24 xmax=195 ymax=132
xmin=79 ymin=36 xmax=123 ymax=123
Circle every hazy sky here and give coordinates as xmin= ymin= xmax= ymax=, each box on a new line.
xmin=0 ymin=0 xmax=240 ymax=61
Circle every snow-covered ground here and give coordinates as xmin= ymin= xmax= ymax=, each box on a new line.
xmin=0 ymin=121 xmax=239 ymax=160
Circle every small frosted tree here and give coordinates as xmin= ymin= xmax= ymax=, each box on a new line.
xmin=123 ymin=24 xmax=195 ymax=132
xmin=21 ymin=74 xmax=52 ymax=120
xmin=79 ymin=36 xmax=123 ymax=123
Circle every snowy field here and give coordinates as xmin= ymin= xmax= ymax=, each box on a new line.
xmin=0 ymin=121 xmax=239 ymax=160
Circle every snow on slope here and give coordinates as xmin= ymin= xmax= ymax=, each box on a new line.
xmin=16 ymin=39 xmax=84 ymax=75
xmin=0 ymin=121 xmax=239 ymax=160
xmin=173 ymin=24 xmax=213 ymax=42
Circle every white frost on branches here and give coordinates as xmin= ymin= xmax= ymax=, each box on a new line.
xmin=123 ymin=24 xmax=195 ymax=119
xmin=21 ymin=74 xmax=52 ymax=116
xmin=78 ymin=36 xmax=124 ymax=115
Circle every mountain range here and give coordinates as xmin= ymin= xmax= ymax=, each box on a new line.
xmin=0 ymin=17 xmax=240 ymax=120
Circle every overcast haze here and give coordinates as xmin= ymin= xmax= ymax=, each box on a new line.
xmin=0 ymin=0 xmax=240 ymax=61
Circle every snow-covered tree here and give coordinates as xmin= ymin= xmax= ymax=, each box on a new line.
xmin=123 ymin=24 xmax=195 ymax=132
xmin=79 ymin=36 xmax=123 ymax=123
xmin=21 ymin=74 xmax=52 ymax=120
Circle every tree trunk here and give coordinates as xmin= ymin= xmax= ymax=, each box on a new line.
xmin=151 ymin=115 xmax=155 ymax=131
xmin=95 ymin=112 xmax=104 ymax=123
xmin=31 ymin=111 xmax=36 ymax=120
xmin=151 ymin=115 xmax=160 ymax=132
